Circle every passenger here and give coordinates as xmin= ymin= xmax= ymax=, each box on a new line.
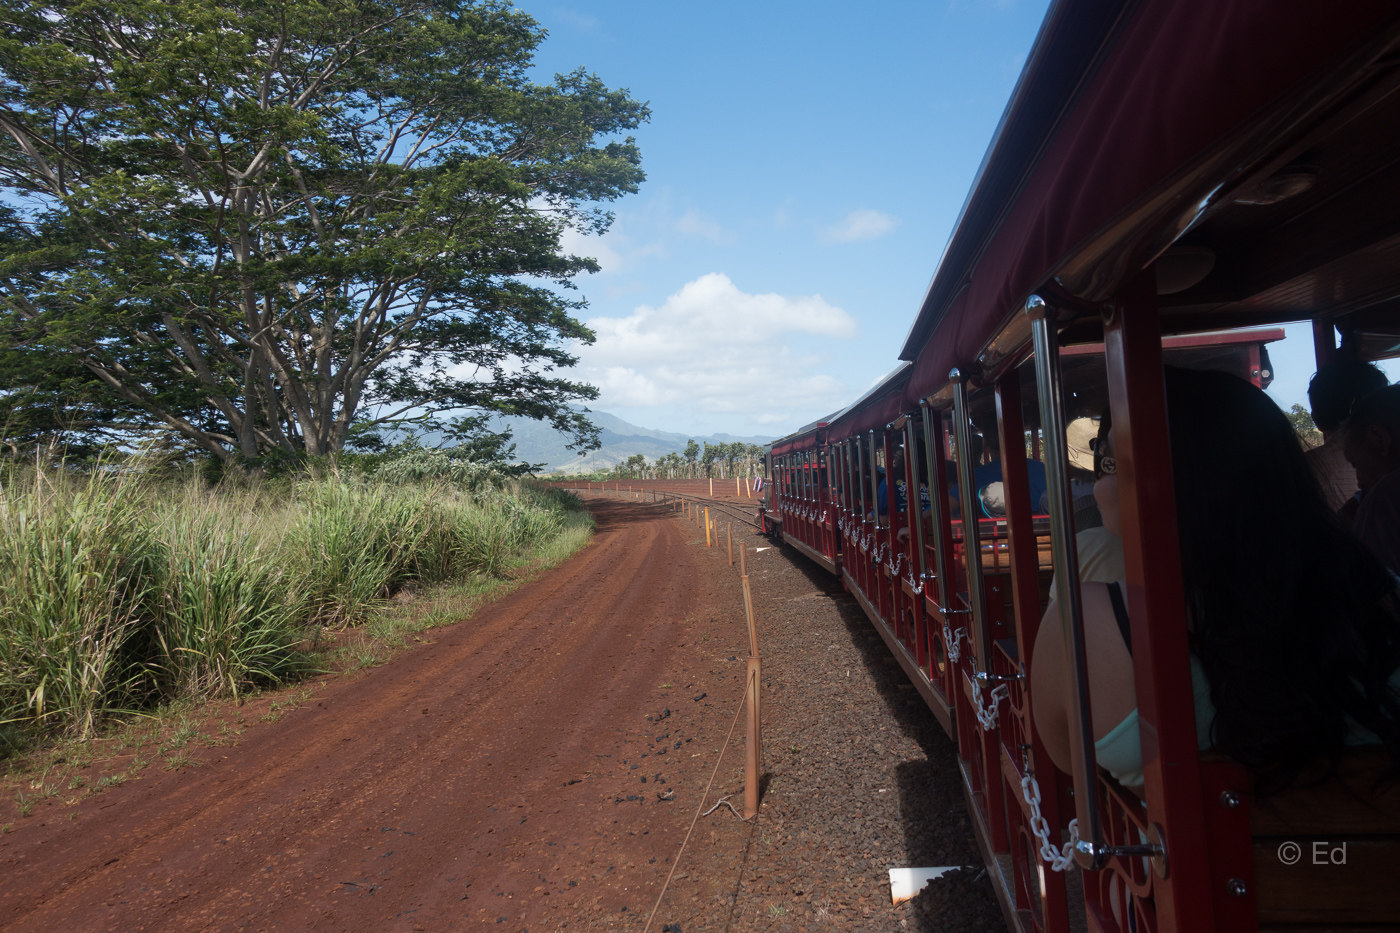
xmin=1307 ymin=358 xmax=1387 ymax=511
xmin=894 ymin=446 xmax=935 ymax=545
xmin=944 ymin=434 xmax=985 ymax=519
xmin=875 ymin=447 xmax=909 ymax=516
xmin=1032 ymin=367 xmax=1400 ymax=793
xmin=1343 ymin=383 xmax=1400 ymax=574
xmin=868 ymin=465 xmax=887 ymax=522
xmin=897 ymin=448 xmax=932 ymax=517
xmin=1046 ymin=412 xmax=1124 ymax=602
xmin=1065 ymin=416 xmax=1102 ymax=529
xmin=972 ymin=431 xmax=1051 ymax=517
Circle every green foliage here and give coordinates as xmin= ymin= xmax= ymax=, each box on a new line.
xmin=0 ymin=0 xmax=646 ymax=464
xmin=372 ymin=450 xmax=506 ymax=489
xmin=1287 ymin=403 xmax=1323 ymax=448
xmin=0 ymin=456 xmax=588 ymax=749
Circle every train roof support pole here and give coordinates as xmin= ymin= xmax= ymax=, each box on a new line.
xmin=1102 ymin=275 xmax=1214 ymax=930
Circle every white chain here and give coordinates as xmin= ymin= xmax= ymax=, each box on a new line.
xmin=943 ymin=623 xmax=964 ymax=663
xmin=1021 ymin=772 xmax=1079 ymax=872
xmin=970 ymin=676 xmax=1009 ymax=731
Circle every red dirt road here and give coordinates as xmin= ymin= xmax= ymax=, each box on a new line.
xmin=0 ymin=497 xmax=753 ymax=932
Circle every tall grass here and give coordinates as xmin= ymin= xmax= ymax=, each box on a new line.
xmin=0 ymin=464 xmax=589 ymax=751
xmin=153 ymin=493 xmax=311 ymax=699
xmin=0 ymin=471 xmax=161 ymax=739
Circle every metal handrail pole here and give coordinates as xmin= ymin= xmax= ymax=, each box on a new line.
xmin=867 ymin=429 xmax=881 ymax=529
xmin=845 ymin=439 xmax=858 ymax=547
xmin=922 ymin=402 xmax=953 ymax=609
xmin=855 ymin=435 xmax=868 ymax=528
xmin=951 ymin=371 xmax=992 ymax=675
xmin=1026 ymin=293 xmax=1112 ymax=870
xmin=904 ymin=415 xmax=928 ymax=585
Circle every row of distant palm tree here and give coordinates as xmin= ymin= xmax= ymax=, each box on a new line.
xmin=611 ymin=441 xmax=766 ymax=479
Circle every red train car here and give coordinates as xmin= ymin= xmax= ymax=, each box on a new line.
xmin=764 ymin=1 xmax=1400 ymax=930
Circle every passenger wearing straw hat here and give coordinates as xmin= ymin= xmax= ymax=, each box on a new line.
xmin=1047 ymin=415 xmax=1124 ymax=602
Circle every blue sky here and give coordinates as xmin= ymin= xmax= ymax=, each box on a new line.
xmin=526 ymin=1 xmax=1398 ymax=440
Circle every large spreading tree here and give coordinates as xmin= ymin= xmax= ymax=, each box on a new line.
xmin=0 ymin=0 xmax=647 ymax=464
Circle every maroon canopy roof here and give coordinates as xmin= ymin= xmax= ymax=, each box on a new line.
xmin=900 ymin=0 xmax=1400 ymax=405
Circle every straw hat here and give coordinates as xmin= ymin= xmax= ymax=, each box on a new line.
xmin=1066 ymin=417 xmax=1098 ymax=473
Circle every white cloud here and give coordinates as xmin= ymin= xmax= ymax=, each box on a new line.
xmin=820 ymin=208 xmax=899 ymax=244
xmin=573 ymin=273 xmax=858 ymax=431
xmin=674 ymin=209 xmax=727 ymax=243
xmin=558 ymin=221 xmax=664 ymax=275
xmin=559 ymin=225 xmax=622 ymax=272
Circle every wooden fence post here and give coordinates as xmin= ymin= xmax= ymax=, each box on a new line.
xmin=740 ymin=546 xmax=761 ymax=819
xmin=745 ymin=656 xmax=762 ymax=819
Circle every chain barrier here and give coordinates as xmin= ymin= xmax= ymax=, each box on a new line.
xmin=1022 ymin=771 xmax=1079 ymax=872
xmin=943 ymin=623 xmax=964 ymax=664
xmin=970 ymin=676 xmax=1009 ymax=731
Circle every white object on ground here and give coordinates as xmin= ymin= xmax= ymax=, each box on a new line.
xmin=888 ymin=866 xmax=968 ymax=905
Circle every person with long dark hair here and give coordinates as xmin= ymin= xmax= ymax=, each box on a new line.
xmin=1032 ymin=366 xmax=1400 ymax=792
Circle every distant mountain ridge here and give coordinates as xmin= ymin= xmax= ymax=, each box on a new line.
xmin=493 ymin=411 xmax=772 ymax=474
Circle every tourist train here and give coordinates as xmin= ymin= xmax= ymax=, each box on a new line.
xmin=761 ymin=2 xmax=1400 ymax=930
